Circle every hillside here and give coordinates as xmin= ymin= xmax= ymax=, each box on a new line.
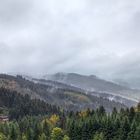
xmin=0 ymin=96 xmax=140 ymax=140
xmin=44 ymin=73 xmax=140 ymax=102
xmin=0 ymin=74 xmax=127 ymax=112
xmin=0 ymin=87 xmax=60 ymax=119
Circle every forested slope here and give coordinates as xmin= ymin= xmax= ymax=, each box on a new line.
xmin=0 ymin=88 xmax=61 ymax=120
xmin=0 ymin=74 xmax=127 ymax=112
xmin=0 ymin=100 xmax=140 ymax=140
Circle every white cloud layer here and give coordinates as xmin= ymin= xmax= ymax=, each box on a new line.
xmin=0 ymin=0 xmax=140 ymax=82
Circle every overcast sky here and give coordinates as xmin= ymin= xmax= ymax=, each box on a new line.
xmin=0 ymin=0 xmax=140 ymax=82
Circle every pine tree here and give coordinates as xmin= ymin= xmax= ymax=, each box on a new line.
xmin=9 ymin=123 xmax=20 ymax=140
xmin=63 ymin=135 xmax=70 ymax=140
xmin=0 ymin=133 xmax=7 ymax=140
xmin=129 ymin=107 xmax=135 ymax=121
xmin=26 ymin=128 xmax=34 ymax=140
xmin=38 ymin=133 xmax=47 ymax=140
xmin=92 ymin=132 xmax=105 ymax=140
xmin=134 ymin=125 xmax=140 ymax=140
xmin=22 ymin=134 xmax=28 ymax=140
xmin=98 ymin=106 xmax=106 ymax=116
xmin=51 ymin=127 xmax=63 ymax=140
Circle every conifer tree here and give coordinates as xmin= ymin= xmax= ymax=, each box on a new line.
xmin=38 ymin=133 xmax=47 ymax=140
xmin=92 ymin=132 xmax=105 ymax=140
xmin=63 ymin=135 xmax=70 ymax=140
xmin=51 ymin=127 xmax=63 ymax=140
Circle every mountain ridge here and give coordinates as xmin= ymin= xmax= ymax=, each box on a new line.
xmin=43 ymin=72 xmax=140 ymax=102
xmin=0 ymin=74 xmax=131 ymax=112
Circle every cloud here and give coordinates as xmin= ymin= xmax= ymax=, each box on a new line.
xmin=0 ymin=0 xmax=140 ymax=83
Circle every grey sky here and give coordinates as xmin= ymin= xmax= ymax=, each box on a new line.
xmin=0 ymin=0 xmax=140 ymax=82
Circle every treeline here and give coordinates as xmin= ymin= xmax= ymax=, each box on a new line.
xmin=0 ymin=88 xmax=61 ymax=120
xmin=0 ymin=87 xmax=140 ymax=140
xmin=0 ymin=105 xmax=140 ymax=140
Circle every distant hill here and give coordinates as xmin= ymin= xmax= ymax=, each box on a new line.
xmin=43 ymin=72 xmax=140 ymax=102
xmin=0 ymin=74 xmax=129 ymax=112
xmin=113 ymin=77 xmax=140 ymax=90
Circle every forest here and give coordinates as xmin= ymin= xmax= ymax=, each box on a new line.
xmin=0 ymin=87 xmax=140 ymax=140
